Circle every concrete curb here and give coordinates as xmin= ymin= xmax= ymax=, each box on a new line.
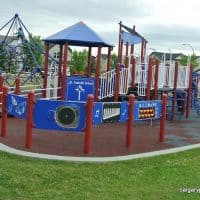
xmin=0 ymin=143 xmax=199 ymax=163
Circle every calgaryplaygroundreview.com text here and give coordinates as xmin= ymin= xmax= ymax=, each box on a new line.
xmin=179 ymin=187 xmax=200 ymax=194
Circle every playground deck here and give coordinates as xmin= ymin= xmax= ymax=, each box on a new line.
xmin=0 ymin=111 xmax=199 ymax=157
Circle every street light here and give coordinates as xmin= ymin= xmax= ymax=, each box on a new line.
xmin=182 ymin=43 xmax=195 ymax=55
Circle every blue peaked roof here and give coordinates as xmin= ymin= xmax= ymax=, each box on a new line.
xmin=43 ymin=21 xmax=114 ymax=47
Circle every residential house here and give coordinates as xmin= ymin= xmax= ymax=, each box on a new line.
xmin=149 ymin=51 xmax=184 ymax=65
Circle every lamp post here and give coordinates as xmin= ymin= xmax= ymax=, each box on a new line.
xmin=182 ymin=43 xmax=195 ymax=55
xmin=182 ymin=43 xmax=195 ymax=66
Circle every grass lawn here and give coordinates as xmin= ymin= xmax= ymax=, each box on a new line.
xmin=0 ymin=148 xmax=199 ymax=200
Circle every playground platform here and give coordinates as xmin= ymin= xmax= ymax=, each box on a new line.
xmin=0 ymin=111 xmax=199 ymax=157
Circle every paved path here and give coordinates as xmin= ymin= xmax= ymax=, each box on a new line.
xmin=0 ymin=143 xmax=199 ymax=163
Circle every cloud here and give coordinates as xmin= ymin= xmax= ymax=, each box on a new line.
xmin=1 ymin=0 xmax=200 ymax=54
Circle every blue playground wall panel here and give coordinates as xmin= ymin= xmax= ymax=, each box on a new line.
xmin=34 ymin=99 xmax=86 ymax=132
xmin=134 ymin=100 xmax=162 ymax=121
xmin=7 ymin=94 xmax=27 ymax=119
xmin=66 ymin=76 xmax=95 ymax=101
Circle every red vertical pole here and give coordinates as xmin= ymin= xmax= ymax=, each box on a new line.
xmin=154 ymin=59 xmax=159 ymax=100
xmin=125 ymin=42 xmax=129 ymax=68
xmin=141 ymin=38 xmax=144 ymax=64
xmin=58 ymin=44 xmax=63 ymax=97
xmin=15 ymin=77 xmax=20 ymax=95
xmin=146 ymin=58 xmax=153 ymax=100
xmin=84 ymin=94 xmax=94 ymax=154
xmin=130 ymin=44 xmax=134 ymax=56
xmin=143 ymin=41 xmax=147 ymax=62
xmin=1 ymin=86 xmax=8 ymax=137
xmin=159 ymin=94 xmax=167 ymax=142
xmin=87 ymin=46 xmax=92 ymax=76
xmin=94 ymin=46 xmax=102 ymax=101
xmin=186 ymin=64 xmax=193 ymax=118
xmin=107 ymin=47 xmax=112 ymax=72
xmin=126 ymin=94 xmax=135 ymax=148
xmin=131 ymin=57 xmax=136 ymax=88
xmin=172 ymin=62 xmax=178 ymax=120
xmin=117 ymin=21 xmax=122 ymax=63
xmin=43 ymin=42 xmax=49 ymax=98
xmin=61 ymin=43 xmax=68 ymax=100
xmin=0 ymin=75 xmax=4 ymax=104
xmin=119 ymin=37 xmax=123 ymax=64
xmin=114 ymin=63 xmax=120 ymax=102
xmin=25 ymin=91 xmax=35 ymax=148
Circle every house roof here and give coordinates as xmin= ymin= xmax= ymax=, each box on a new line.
xmin=0 ymin=35 xmax=17 ymax=44
xmin=150 ymin=52 xmax=183 ymax=60
xmin=43 ymin=21 xmax=114 ymax=47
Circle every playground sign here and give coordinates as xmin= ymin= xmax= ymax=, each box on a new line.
xmin=66 ymin=77 xmax=95 ymax=101
xmin=134 ymin=100 xmax=162 ymax=121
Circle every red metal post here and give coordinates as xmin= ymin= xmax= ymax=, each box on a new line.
xmin=130 ymin=44 xmax=134 ymax=56
xmin=159 ymin=93 xmax=167 ymax=142
xmin=25 ymin=91 xmax=35 ymax=148
xmin=125 ymin=42 xmax=129 ymax=68
xmin=0 ymin=75 xmax=4 ymax=104
xmin=43 ymin=42 xmax=49 ymax=98
xmin=1 ymin=86 xmax=8 ymax=137
xmin=15 ymin=77 xmax=20 ymax=95
xmin=172 ymin=62 xmax=178 ymax=120
xmin=126 ymin=94 xmax=135 ymax=148
xmin=61 ymin=43 xmax=68 ymax=100
xmin=131 ymin=57 xmax=136 ymax=88
xmin=94 ymin=46 xmax=102 ymax=101
xmin=58 ymin=44 xmax=63 ymax=97
xmin=107 ymin=47 xmax=112 ymax=72
xmin=186 ymin=64 xmax=193 ymax=118
xmin=114 ymin=63 xmax=121 ymax=102
xmin=141 ymin=38 xmax=145 ymax=64
xmin=146 ymin=58 xmax=153 ymax=100
xmin=84 ymin=94 xmax=94 ymax=154
xmin=173 ymin=62 xmax=178 ymax=90
xmin=117 ymin=21 xmax=122 ymax=63
xmin=154 ymin=59 xmax=159 ymax=100
xmin=87 ymin=46 xmax=92 ymax=76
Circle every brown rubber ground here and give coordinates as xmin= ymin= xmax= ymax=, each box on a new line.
xmin=0 ymin=112 xmax=199 ymax=157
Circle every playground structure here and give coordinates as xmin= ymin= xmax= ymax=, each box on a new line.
xmin=0 ymin=15 xmax=198 ymax=154
xmin=191 ymin=70 xmax=200 ymax=115
xmin=0 ymin=14 xmax=57 ymax=89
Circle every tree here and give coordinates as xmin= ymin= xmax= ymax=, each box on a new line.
xmin=0 ymin=44 xmax=8 ymax=72
xmin=23 ymin=35 xmax=44 ymax=72
xmin=111 ymin=53 xmax=118 ymax=68
xmin=71 ymin=49 xmax=88 ymax=73
xmin=180 ymin=54 xmax=199 ymax=68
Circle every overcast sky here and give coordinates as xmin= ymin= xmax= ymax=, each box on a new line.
xmin=1 ymin=0 xmax=200 ymax=55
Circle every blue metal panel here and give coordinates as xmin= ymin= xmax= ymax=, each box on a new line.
xmin=121 ymin=31 xmax=142 ymax=45
xmin=66 ymin=77 xmax=95 ymax=102
xmin=34 ymin=99 xmax=86 ymax=132
xmin=119 ymin=101 xmax=128 ymax=122
xmin=7 ymin=94 xmax=27 ymax=119
xmin=134 ymin=100 xmax=162 ymax=121
xmin=93 ymin=102 xmax=103 ymax=125
xmin=93 ymin=101 xmax=128 ymax=125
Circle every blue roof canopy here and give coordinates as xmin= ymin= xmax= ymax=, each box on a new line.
xmin=43 ymin=21 xmax=114 ymax=47
xmin=121 ymin=31 xmax=142 ymax=45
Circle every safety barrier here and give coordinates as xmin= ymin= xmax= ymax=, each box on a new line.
xmin=1 ymin=88 xmax=167 ymax=154
xmin=98 ymin=58 xmax=191 ymax=102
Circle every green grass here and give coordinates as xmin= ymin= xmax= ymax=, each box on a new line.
xmin=0 ymin=148 xmax=199 ymax=200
